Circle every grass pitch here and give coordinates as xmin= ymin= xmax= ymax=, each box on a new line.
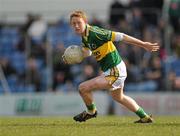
xmin=0 ymin=116 xmax=180 ymax=136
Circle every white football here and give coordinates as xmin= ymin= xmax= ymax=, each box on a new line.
xmin=63 ymin=45 xmax=83 ymax=64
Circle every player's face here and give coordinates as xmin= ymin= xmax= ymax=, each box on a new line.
xmin=70 ymin=16 xmax=86 ymax=35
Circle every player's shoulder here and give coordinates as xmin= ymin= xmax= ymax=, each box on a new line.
xmin=90 ymin=25 xmax=110 ymax=36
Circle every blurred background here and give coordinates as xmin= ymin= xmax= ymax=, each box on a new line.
xmin=0 ymin=0 xmax=180 ymax=116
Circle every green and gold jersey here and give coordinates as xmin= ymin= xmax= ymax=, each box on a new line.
xmin=82 ymin=24 xmax=122 ymax=71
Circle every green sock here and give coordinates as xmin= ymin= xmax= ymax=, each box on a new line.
xmin=86 ymin=102 xmax=96 ymax=114
xmin=135 ymin=107 xmax=148 ymax=118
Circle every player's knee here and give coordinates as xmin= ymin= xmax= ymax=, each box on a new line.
xmin=112 ymin=92 xmax=124 ymax=103
xmin=78 ymin=83 xmax=88 ymax=94
xmin=118 ymin=95 xmax=124 ymax=103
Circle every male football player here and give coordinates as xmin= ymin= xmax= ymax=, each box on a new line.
xmin=63 ymin=10 xmax=159 ymax=123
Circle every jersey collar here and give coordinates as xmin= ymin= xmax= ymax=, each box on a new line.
xmin=83 ymin=24 xmax=90 ymax=39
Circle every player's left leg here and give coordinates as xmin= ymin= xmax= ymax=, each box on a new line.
xmin=106 ymin=61 xmax=153 ymax=123
xmin=110 ymin=87 xmax=139 ymax=112
xmin=110 ymin=87 xmax=153 ymax=123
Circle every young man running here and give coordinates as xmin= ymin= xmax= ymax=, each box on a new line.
xmin=63 ymin=10 xmax=160 ymax=123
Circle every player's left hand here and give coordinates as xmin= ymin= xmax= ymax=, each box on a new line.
xmin=143 ymin=42 xmax=160 ymax=52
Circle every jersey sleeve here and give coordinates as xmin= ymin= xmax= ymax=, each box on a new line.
xmin=111 ymin=31 xmax=124 ymax=42
xmin=111 ymin=31 xmax=116 ymax=41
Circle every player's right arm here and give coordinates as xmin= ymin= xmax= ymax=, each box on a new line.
xmin=82 ymin=47 xmax=92 ymax=58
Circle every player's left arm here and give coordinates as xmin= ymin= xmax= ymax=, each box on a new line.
xmin=112 ymin=32 xmax=160 ymax=52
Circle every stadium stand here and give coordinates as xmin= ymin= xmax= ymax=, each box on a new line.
xmin=0 ymin=0 xmax=179 ymax=94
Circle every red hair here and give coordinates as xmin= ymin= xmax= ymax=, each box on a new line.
xmin=70 ymin=10 xmax=87 ymax=23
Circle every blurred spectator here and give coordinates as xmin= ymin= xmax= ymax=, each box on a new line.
xmin=27 ymin=15 xmax=47 ymax=59
xmin=109 ymin=0 xmax=127 ymax=26
xmin=26 ymin=57 xmax=41 ymax=92
xmin=0 ymin=58 xmax=17 ymax=77
xmin=130 ymin=7 xmax=144 ymax=38
xmin=169 ymin=34 xmax=180 ymax=90
xmin=130 ymin=0 xmax=141 ymax=8
xmin=20 ymin=13 xmax=35 ymax=35
xmin=127 ymin=46 xmax=144 ymax=66
xmin=16 ymin=13 xmax=35 ymax=52
xmin=90 ymin=14 xmax=103 ymax=27
xmin=116 ymin=18 xmax=132 ymax=34
xmin=143 ymin=56 xmax=164 ymax=90
xmin=140 ymin=0 xmax=163 ymax=26
xmin=171 ymin=34 xmax=180 ymax=56
xmin=52 ymin=44 xmax=73 ymax=91
xmin=28 ymin=15 xmax=47 ymax=45
xmin=157 ymin=18 xmax=167 ymax=60
xmin=53 ymin=71 xmax=66 ymax=91
xmin=169 ymin=58 xmax=180 ymax=91
xmin=124 ymin=58 xmax=139 ymax=83
xmin=83 ymin=55 xmax=99 ymax=76
xmin=140 ymin=0 xmax=163 ymax=10
xmin=83 ymin=64 xmax=96 ymax=80
xmin=56 ymin=80 xmax=75 ymax=93
xmin=169 ymin=0 xmax=180 ymax=33
xmin=124 ymin=57 xmax=157 ymax=92
xmin=142 ymin=26 xmax=154 ymax=42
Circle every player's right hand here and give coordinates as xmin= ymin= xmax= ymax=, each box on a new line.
xmin=62 ymin=55 xmax=68 ymax=64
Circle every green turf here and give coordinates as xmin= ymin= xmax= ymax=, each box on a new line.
xmin=0 ymin=116 xmax=180 ymax=136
